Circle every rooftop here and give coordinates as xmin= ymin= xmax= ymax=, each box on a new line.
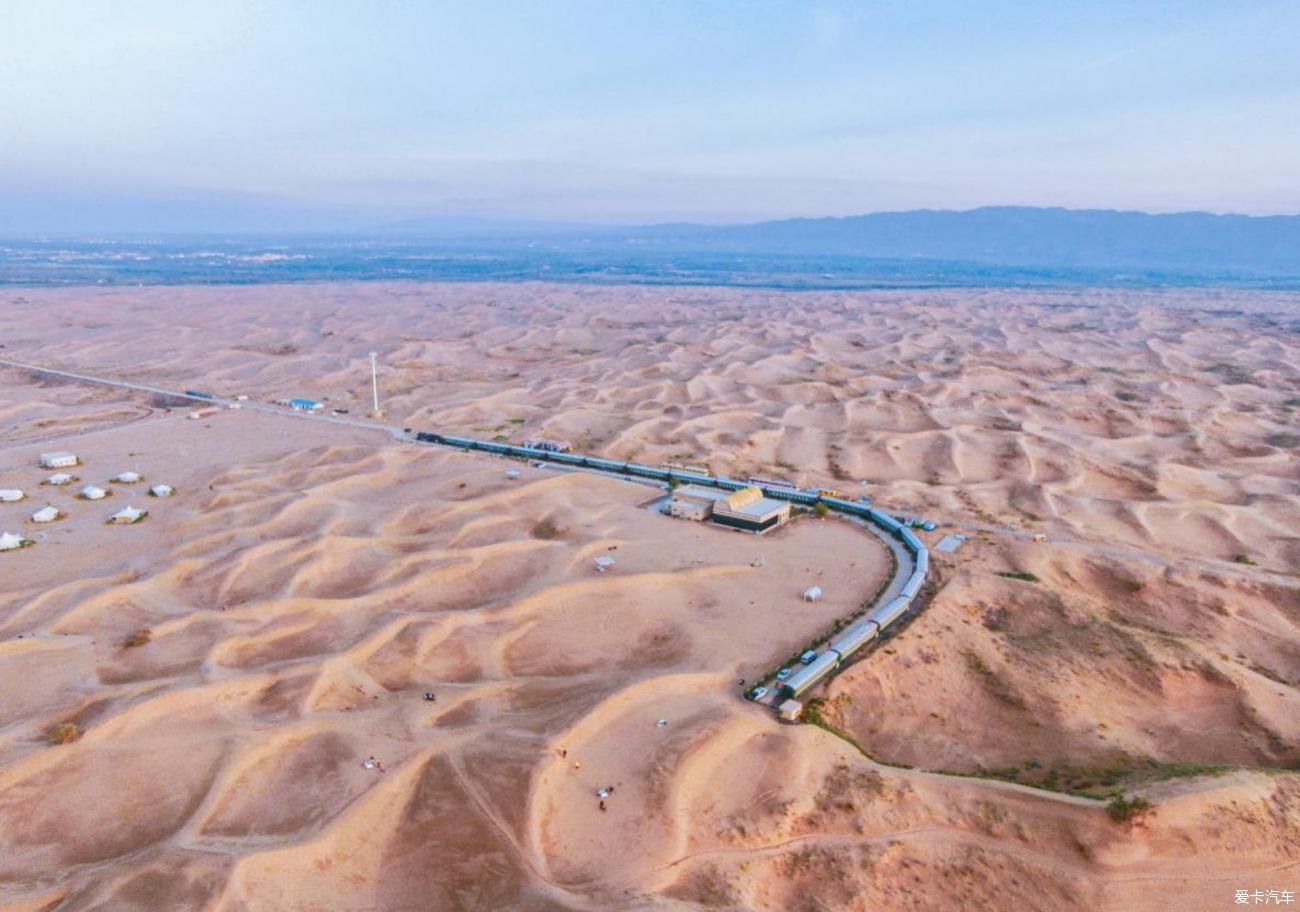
xmin=720 ymin=493 xmax=789 ymax=518
xmin=672 ymin=484 xmax=730 ymax=502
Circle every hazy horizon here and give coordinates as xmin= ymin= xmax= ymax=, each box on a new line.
xmin=4 ymin=2 xmax=1299 ymax=233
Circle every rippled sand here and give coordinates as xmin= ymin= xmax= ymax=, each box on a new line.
xmin=0 ymin=282 xmax=1296 ymax=910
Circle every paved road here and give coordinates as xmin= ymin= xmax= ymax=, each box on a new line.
xmin=0 ymin=357 xmax=407 ymax=440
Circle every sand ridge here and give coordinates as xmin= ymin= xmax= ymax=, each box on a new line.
xmin=0 ymin=282 xmax=1297 ymax=909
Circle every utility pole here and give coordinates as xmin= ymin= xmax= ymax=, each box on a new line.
xmin=370 ymin=352 xmax=381 ymax=416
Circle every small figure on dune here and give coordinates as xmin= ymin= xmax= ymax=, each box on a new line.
xmin=424 ymin=692 xmax=436 ymax=702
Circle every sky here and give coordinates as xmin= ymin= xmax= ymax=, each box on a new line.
xmin=3 ymin=1 xmax=1299 ymax=232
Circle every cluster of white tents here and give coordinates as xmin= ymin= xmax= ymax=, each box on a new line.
xmin=1 ymin=452 xmax=178 ymax=554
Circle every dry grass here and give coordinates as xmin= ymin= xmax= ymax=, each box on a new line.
xmin=530 ymin=517 xmax=562 ymax=540
xmin=46 ymin=722 xmax=81 ymax=745
xmin=121 ymin=628 xmax=153 ymax=648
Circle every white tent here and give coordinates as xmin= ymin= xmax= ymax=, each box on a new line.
xmin=79 ymin=485 xmax=108 ymax=500
xmin=594 ymin=556 xmax=616 ymax=572
xmin=108 ymin=505 xmax=148 ymax=524
xmin=0 ymin=489 xmax=25 ymax=503
xmin=148 ymin=484 xmax=175 ymax=497
xmin=45 ymin=473 xmax=75 ymax=486
xmin=31 ymin=505 xmax=60 ymax=523
xmin=40 ymin=452 xmax=78 ymax=468
xmin=0 ymin=532 xmax=31 ymax=551
xmin=114 ymin=471 xmax=143 ymax=484
xmin=802 ymin=586 xmax=823 ymax=602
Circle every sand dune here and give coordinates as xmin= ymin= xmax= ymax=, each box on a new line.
xmin=0 ymin=282 xmax=1297 ymax=909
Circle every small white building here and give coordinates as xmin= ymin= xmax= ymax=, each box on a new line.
xmin=0 ymin=489 xmax=25 ymax=503
xmin=44 ymin=473 xmax=75 ymax=486
xmin=31 ymin=505 xmax=60 ymax=523
xmin=0 ymin=531 xmax=31 ymax=551
xmin=108 ymin=505 xmax=148 ymax=524
xmin=79 ymin=485 xmax=108 ymax=501
xmin=802 ymin=586 xmax=823 ymax=602
xmin=148 ymin=484 xmax=175 ymax=497
xmin=669 ymin=484 xmax=730 ymax=521
xmin=114 ymin=471 xmax=143 ymax=484
xmin=40 ymin=452 xmax=78 ymax=469
xmin=594 ymin=555 xmax=616 ymax=573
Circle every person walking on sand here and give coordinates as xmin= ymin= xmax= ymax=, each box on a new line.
xmin=599 ymin=800 xmax=606 ymax=812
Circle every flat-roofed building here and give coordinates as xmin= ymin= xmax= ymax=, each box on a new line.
xmin=711 ymin=486 xmax=791 ymax=533
xmin=40 ymin=451 xmax=78 ymax=469
xmin=669 ymin=484 xmax=729 ymax=521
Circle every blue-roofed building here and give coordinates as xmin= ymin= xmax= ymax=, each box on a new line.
xmin=288 ymin=398 xmax=322 ymax=411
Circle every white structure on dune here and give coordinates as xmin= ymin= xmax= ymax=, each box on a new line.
xmin=113 ymin=471 xmax=143 ymax=484
xmin=44 ymin=473 xmax=75 ymax=486
xmin=40 ymin=451 xmax=78 ymax=469
xmin=148 ymin=484 xmax=174 ymax=497
xmin=31 ymin=505 xmax=60 ymax=523
xmin=0 ymin=489 xmax=25 ymax=503
xmin=802 ymin=586 xmax=823 ymax=602
xmin=108 ymin=505 xmax=147 ymax=524
xmin=594 ymin=555 xmax=616 ymax=572
xmin=0 ymin=532 xmax=31 ymax=551
xmin=79 ymin=485 xmax=108 ymax=501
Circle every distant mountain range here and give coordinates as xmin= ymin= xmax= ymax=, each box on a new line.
xmin=377 ymin=206 xmax=1300 ymax=277
xmin=523 ymin=207 xmax=1290 ymax=276
xmin=6 ymin=205 xmax=1298 ymax=284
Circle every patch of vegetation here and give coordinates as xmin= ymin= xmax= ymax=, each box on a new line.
xmin=507 ymin=417 xmax=526 ymax=424
xmin=1281 ymin=397 xmax=1300 ymax=408
xmin=813 ymin=502 xmax=830 ymax=517
xmin=1266 ymin=432 xmax=1300 ymax=448
xmin=1232 ymin=553 xmax=1257 ymax=566
xmin=802 ymin=699 xmax=913 ymax=768
xmin=1106 ymin=794 xmax=1153 ymax=823
xmin=962 ymin=651 xmax=1027 ymax=709
xmin=1115 ymin=391 xmax=1139 ymax=402
xmin=121 ymin=628 xmax=152 ymax=648
xmin=47 ymin=722 xmax=81 ymax=745
xmin=530 ymin=518 xmax=562 ymax=540
xmin=996 ymin=570 xmax=1040 ymax=583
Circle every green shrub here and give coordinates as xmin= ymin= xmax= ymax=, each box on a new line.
xmin=996 ymin=571 xmax=1040 ymax=583
xmin=1106 ymin=794 xmax=1153 ymax=823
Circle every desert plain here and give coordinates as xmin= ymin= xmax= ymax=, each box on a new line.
xmin=0 ymin=281 xmax=1297 ymax=911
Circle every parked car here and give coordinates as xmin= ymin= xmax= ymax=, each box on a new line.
xmin=748 ymin=686 xmax=769 ymax=701
xmin=799 ymin=650 xmax=818 ymax=664
xmin=776 ymin=668 xmax=793 ymax=682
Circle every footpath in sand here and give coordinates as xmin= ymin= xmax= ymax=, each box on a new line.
xmin=1 ymin=282 xmax=1297 ymax=910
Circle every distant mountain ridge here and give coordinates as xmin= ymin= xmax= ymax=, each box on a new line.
xmin=607 ymin=207 xmax=1300 ymax=275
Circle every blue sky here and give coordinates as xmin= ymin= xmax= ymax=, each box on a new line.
xmin=2 ymin=1 xmax=1298 ymax=229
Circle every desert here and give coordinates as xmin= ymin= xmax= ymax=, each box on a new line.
xmin=0 ymin=281 xmax=1297 ymax=911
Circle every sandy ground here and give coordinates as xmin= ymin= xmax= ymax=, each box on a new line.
xmin=0 ymin=281 xmax=1297 ymax=910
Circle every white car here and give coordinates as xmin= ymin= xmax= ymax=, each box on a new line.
xmin=748 ymin=686 xmax=769 ymax=701
xmin=776 ymin=668 xmax=793 ymax=682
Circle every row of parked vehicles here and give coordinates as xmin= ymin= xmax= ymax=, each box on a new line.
xmin=411 ymin=430 xmax=930 ymax=704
